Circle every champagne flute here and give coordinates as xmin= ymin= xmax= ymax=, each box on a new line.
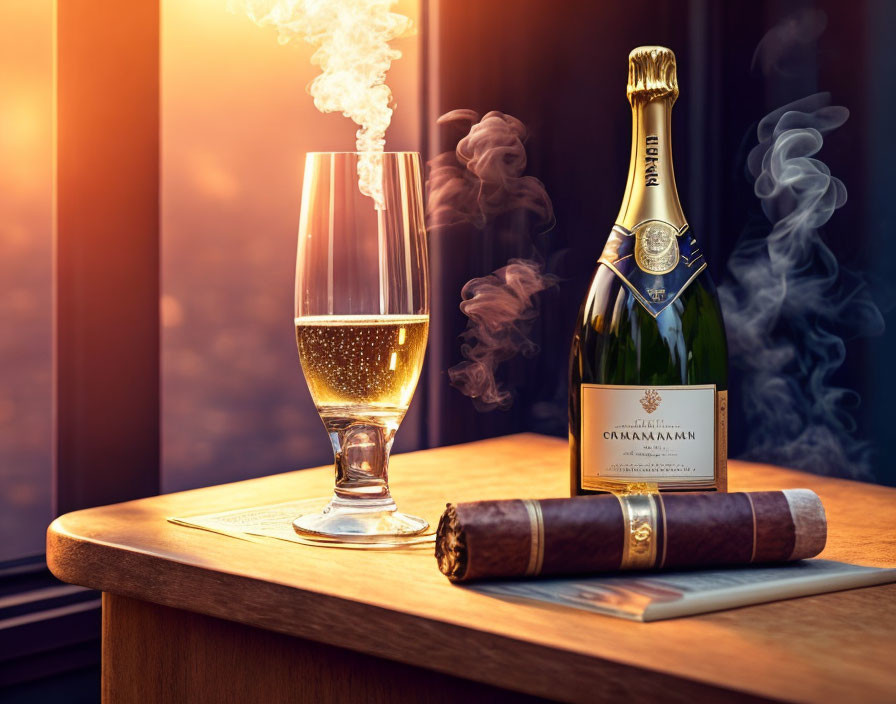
xmin=293 ymin=152 xmax=429 ymax=543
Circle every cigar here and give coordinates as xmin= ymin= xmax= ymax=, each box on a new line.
xmin=435 ymin=490 xmax=826 ymax=582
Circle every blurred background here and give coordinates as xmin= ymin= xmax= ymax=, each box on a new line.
xmin=1 ymin=0 xmax=894 ymax=699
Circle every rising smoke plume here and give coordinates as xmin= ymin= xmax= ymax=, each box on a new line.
xmin=238 ymin=0 xmax=412 ymax=208
xmin=719 ymin=92 xmax=884 ymax=477
xmin=428 ymin=110 xmax=554 ymax=229
xmin=428 ymin=110 xmax=556 ymax=410
xmin=451 ymin=260 xmax=555 ymax=409
xmin=751 ymin=8 xmax=827 ymax=76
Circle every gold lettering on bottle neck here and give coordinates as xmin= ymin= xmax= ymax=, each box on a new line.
xmin=645 ymin=135 xmax=659 ymax=187
xmin=615 ymin=100 xmax=687 ymax=232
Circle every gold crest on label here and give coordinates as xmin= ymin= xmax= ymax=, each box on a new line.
xmin=640 ymin=389 xmax=662 ymax=413
xmin=634 ymin=220 xmax=679 ymax=275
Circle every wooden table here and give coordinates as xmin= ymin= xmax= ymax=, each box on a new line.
xmin=47 ymin=434 xmax=896 ymax=703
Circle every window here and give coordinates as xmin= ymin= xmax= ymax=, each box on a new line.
xmin=160 ymin=0 xmax=423 ymax=492
xmin=0 ymin=0 xmax=54 ymax=564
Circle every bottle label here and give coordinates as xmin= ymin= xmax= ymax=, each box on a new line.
xmin=580 ymin=384 xmax=725 ymax=490
xmin=599 ymin=219 xmax=706 ymax=317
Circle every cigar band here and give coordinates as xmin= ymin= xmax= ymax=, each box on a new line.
xmin=617 ymin=494 xmax=659 ymax=570
xmin=521 ymin=499 xmax=545 ymax=576
xmin=746 ymin=492 xmax=758 ymax=563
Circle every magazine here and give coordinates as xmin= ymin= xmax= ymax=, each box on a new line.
xmin=470 ymin=560 xmax=896 ymax=621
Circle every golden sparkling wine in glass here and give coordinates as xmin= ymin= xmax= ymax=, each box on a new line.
xmin=295 ymin=315 xmax=429 ymax=428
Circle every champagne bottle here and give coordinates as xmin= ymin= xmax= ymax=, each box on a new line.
xmin=569 ymin=46 xmax=728 ymax=495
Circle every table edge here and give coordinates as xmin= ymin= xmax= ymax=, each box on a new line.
xmin=47 ymin=518 xmax=781 ymax=704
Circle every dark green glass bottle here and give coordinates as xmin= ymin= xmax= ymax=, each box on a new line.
xmin=569 ymin=46 xmax=728 ymax=496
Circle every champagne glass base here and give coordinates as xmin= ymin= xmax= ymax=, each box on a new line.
xmin=293 ymin=505 xmax=429 ymax=546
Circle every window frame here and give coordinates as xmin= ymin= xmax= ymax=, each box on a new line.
xmin=0 ymin=0 xmax=160 ymax=685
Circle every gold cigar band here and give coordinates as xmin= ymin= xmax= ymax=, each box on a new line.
xmin=521 ymin=499 xmax=545 ymax=576
xmin=618 ymin=494 xmax=659 ymax=570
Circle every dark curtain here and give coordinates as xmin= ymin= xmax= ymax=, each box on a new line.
xmin=420 ymin=0 xmax=896 ymax=486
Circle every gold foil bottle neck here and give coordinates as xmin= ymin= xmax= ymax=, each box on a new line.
xmin=627 ymin=45 xmax=679 ymax=105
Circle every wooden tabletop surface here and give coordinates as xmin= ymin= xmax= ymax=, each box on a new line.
xmin=48 ymin=433 xmax=896 ymax=703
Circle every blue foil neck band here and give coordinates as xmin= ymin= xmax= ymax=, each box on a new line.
xmin=599 ymin=221 xmax=706 ymax=318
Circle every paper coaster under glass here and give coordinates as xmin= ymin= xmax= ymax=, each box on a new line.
xmin=169 ymin=498 xmax=434 ymax=550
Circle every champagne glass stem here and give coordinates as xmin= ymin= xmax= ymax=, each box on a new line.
xmin=328 ymin=421 xmax=397 ymax=512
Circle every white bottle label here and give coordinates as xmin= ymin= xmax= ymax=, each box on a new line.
xmin=580 ymin=384 xmax=716 ymax=487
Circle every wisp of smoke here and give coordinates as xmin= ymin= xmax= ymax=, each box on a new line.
xmin=449 ymin=260 xmax=555 ymax=409
xmin=237 ymin=0 xmax=412 ymax=208
xmin=428 ymin=110 xmax=554 ymax=229
xmin=751 ymin=8 xmax=827 ymax=76
xmin=428 ymin=110 xmax=556 ymax=410
xmin=719 ymin=93 xmax=884 ymax=477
